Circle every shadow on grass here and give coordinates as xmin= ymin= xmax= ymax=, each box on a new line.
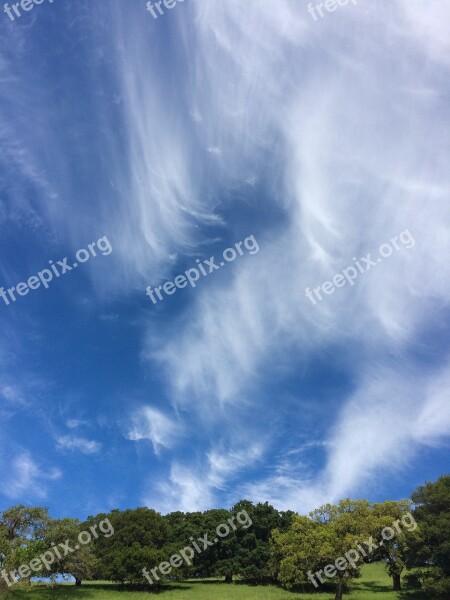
xmin=236 ymin=581 xmax=336 ymax=595
xmin=177 ymin=580 xmax=223 ymax=586
xmin=4 ymin=582 xmax=193 ymax=597
xmin=355 ymin=580 xmax=391 ymax=593
xmin=81 ymin=583 xmax=192 ymax=594
xmin=398 ymin=590 xmax=430 ymax=600
xmin=5 ymin=586 xmax=97 ymax=599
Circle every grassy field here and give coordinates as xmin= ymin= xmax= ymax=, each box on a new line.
xmin=3 ymin=563 xmax=428 ymax=600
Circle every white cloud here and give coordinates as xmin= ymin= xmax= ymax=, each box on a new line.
xmin=126 ymin=407 xmax=182 ymax=455
xmin=207 ymin=445 xmax=263 ymax=489
xmin=0 ymin=453 xmax=61 ymax=500
xmin=0 ymin=384 xmax=27 ymax=407
xmin=243 ymin=363 xmax=450 ymax=513
xmin=3 ymin=0 xmax=449 ymax=512
xmin=56 ymin=436 xmax=101 ymax=455
xmin=412 ymin=365 xmax=450 ymax=445
xmin=143 ymin=0 xmax=450 ymax=509
xmin=319 ymin=362 xmax=450 ymax=506
xmin=154 ymin=463 xmax=215 ymax=514
xmin=66 ymin=419 xmax=90 ymax=429
xmin=144 ymin=443 xmax=264 ymax=513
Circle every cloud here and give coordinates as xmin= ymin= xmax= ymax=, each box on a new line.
xmin=140 ymin=0 xmax=450 ymax=510
xmin=206 ymin=445 xmax=264 ymax=489
xmin=56 ymin=436 xmax=102 ymax=455
xmin=154 ymin=463 xmax=215 ymax=514
xmin=2 ymin=0 xmax=449 ymax=514
xmin=151 ymin=0 xmax=450 ymax=404
xmin=66 ymin=419 xmax=91 ymax=429
xmin=126 ymin=407 xmax=182 ymax=455
xmin=0 ymin=453 xmax=61 ymax=500
xmin=0 ymin=384 xmax=26 ymax=406
xmin=411 ymin=365 xmax=450 ymax=445
xmin=243 ymin=362 xmax=450 ymax=512
xmin=318 ymin=362 xmax=450 ymax=507
xmin=144 ymin=443 xmax=264 ymax=513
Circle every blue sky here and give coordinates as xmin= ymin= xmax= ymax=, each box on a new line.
xmin=0 ymin=0 xmax=449 ymax=521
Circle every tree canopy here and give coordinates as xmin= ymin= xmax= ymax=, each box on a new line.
xmin=0 ymin=473 xmax=448 ymax=597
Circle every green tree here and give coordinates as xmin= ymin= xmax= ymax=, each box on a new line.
xmin=202 ymin=508 xmax=237 ymax=582
xmin=272 ymin=500 xmax=376 ymax=600
xmin=1 ymin=505 xmax=49 ymax=545
xmin=371 ymin=500 xmax=419 ymax=591
xmin=311 ymin=499 xmax=378 ymax=600
xmin=0 ymin=505 xmax=50 ymax=588
xmin=271 ymin=514 xmax=343 ymax=593
xmin=88 ymin=508 xmax=170 ymax=585
xmin=409 ymin=475 xmax=450 ymax=599
xmin=44 ymin=518 xmax=99 ymax=586
xmin=232 ymin=500 xmax=293 ymax=583
xmin=163 ymin=510 xmax=213 ymax=579
xmin=0 ymin=523 xmax=10 ymax=593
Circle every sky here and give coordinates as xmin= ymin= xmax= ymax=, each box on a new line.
xmin=0 ymin=0 xmax=449 ymax=521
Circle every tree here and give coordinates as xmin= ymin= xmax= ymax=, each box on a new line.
xmin=1 ymin=505 xmax=49 ymax=545
xmin=371 ymin=500 xmax=419 ymax=591
xmin=88 ymin=508 xmax=171 ymax=585
xmin=271 ymin=514 xmax=344 ymax=595
xmin=166 ymin=508 xmax=238 ymax=582
xmin=272 ymin=500 xmax=376 ymax=600
xmin=231 ymin=500 xmax=293 ymax=583
xmin=0 ymin=505 xmax=50 ymax=588
xmin=0 ymin=523 xmax=10 ymax=593
xmin=202 ymin=508 xmax=238 ymax=582
xmin=44 ymin=518 xmax=99 ymax=586
xmin=409 ymin=475 xmax=450 ymax=599
xmin=162 ymin=511 xmax=202 ymax=580
xmin=310 ymin=500 xmax=377 ymax=600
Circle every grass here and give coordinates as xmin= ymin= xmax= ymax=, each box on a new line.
xmin=3 ymin=563 xmax=429 ymax=600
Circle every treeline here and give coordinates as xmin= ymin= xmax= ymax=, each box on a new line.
xmin=0 ymin=475 xmax=449 ymax=599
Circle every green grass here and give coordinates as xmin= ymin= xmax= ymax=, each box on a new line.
xmin=3 ymin=563 xmax=428 ymax=600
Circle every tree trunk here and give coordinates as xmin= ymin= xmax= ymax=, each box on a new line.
xmin=393 ymin=573 xmax=401 ymax=591
xmin=75 ymin=578 xmax=82 ymax=586
xmin=224 ymin=573 xmax=232 ymax=583
xmin=335 ymin=581 xmax=343 ymax=600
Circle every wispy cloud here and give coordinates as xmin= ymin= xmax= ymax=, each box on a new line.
xmin=0 ymin=384 xmax=26 ymax=406
xmin=1 ymin=0 xmax=449 ymax=515
xmin=126 ymin=407 xmax=183 ymax=455
xmin=206 ymin=445 xmax=264 ymax=489
xmin=145 ymin=443 xmax=264 ymax=513
xmin=56 ymin=436 xmax=102 ymax=455
xmin=66 ymin=419 xmax=91 ymax=429
xmin=0 ymin=453 xmax=61 ymax=500
xmin=143 ymin=0 xmax=450 ymax=510
xmin=243 ymin=362 xmax=450 ymax=512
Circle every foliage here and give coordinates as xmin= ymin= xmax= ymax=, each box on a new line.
xmin=409 ymin=475 xmax=450 ymax=597
xmin=371 ymin=499 xmax=420 ymax=591
xmin=272 ymin=499 xmax=398 ymax=600
xmin=0 ymin=474 xmax=448 ymax=595
xmin=0 ymin=505 xmax=50 ymax=589
xmin=87 ymin=508 xmax=170 ymax=584
xmin=44 ymin=518 xmax=99 ymax=585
